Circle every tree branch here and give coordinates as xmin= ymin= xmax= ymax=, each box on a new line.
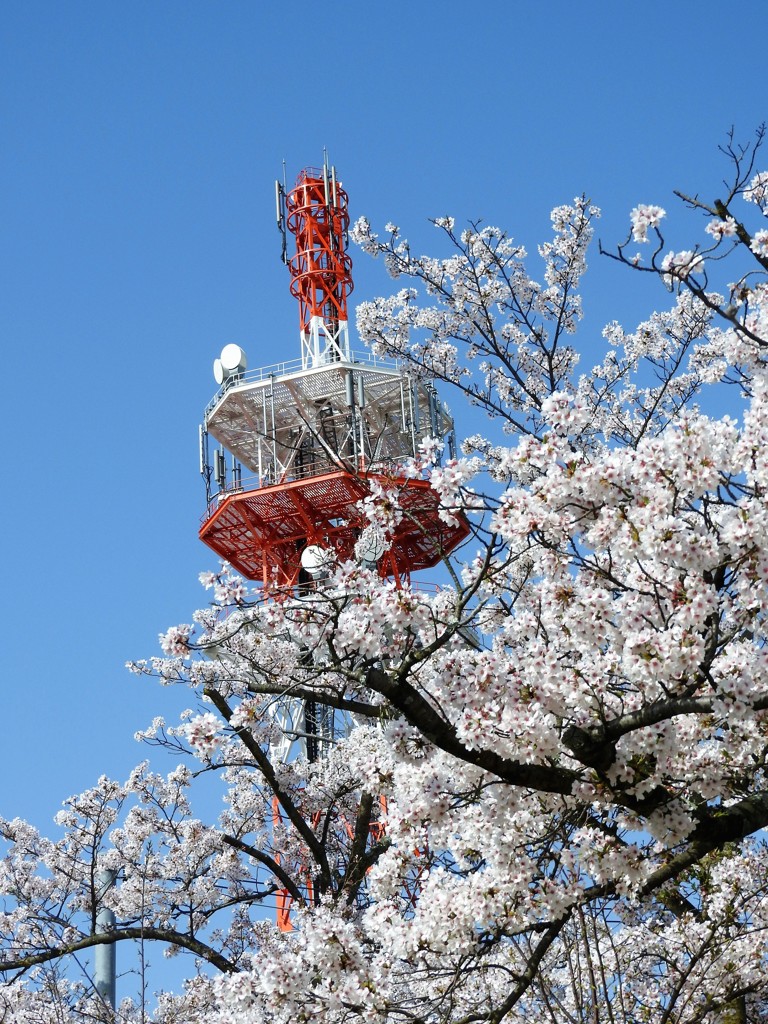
xmin=0 ymin=926 xmax=239 ymax=976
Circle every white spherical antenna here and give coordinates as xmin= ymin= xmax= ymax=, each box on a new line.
xmin=301 ymin=545 xmax=331 ymax=577
xmin=213 ymin=358 xmax=225 ymax=384
xmin=220 ymin=344 xmax=247 ymax=375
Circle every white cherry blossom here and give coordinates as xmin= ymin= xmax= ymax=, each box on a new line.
xmin=5 ymin=133 xmax=768 ymax=1023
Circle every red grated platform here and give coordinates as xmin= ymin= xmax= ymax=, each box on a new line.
xmin=199 ymin=469 xmax=469 ymax=588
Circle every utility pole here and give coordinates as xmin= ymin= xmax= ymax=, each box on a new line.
xmin=94 ymin=868 xmax=117 ymax=1008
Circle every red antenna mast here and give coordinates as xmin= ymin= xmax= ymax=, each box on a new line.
xmin=278 ymin=163 xmax=353 ymax=367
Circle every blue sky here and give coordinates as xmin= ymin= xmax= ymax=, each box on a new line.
xmin=1 ymin=0 xmax=765 ymax=829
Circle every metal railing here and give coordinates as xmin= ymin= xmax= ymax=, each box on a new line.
xmin=204 ymin=349 xmax=400 ymax=421
xmin=201 ymin=454 xmax=427 ymax=524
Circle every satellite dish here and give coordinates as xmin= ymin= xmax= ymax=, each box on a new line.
xmin=301 ymin=545 xmax=331 ymax=577
xmin=220 ymin=344 xmax=247 ymax=375
xmin=356 ymin=527 xmax=386 ymax=563
xmin=213 ymin=344 xmax=247 ymax=384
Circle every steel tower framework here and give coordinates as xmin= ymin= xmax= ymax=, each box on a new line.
xmin=198 ymin=160 xmax=468 ymax=928
xmin=199 ymin=159 xmax=468 ymax=591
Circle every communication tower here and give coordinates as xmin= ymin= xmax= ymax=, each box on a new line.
xmin=198 ymin=159 xmax=468 ymax=590
xmin=198 ymin=159 xmax=467 ymax=929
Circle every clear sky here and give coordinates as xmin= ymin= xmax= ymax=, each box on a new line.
xmin=1 ymin=0 xmax=765 ymax=829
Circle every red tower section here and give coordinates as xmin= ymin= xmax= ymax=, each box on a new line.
xmin=198 ymin=160 xmax=469 ymax=591
xmin=285 ymin=166 xmax=353 ymax=356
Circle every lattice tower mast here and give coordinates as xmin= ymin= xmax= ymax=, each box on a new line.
xmin=197 ymin=158 xmax=469 ymax=929
xmin=279 ymin=162 xmax=353 ymax=369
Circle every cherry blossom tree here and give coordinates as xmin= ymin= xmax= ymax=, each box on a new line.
xmin=3 ymin=129 xmax=768 ymax=1023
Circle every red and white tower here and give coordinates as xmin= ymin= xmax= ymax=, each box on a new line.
xmin=197 ymin=160 xmax=465 ymax=929
xmin=198 ymin=159 xmax=468 ymax=590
